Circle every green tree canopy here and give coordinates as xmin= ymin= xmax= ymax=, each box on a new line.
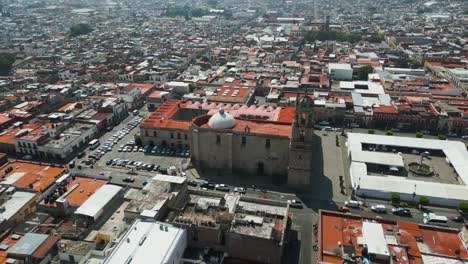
xmin=368 ymin=33 xmax=384 ymax=43
xmin=0 ymin=53 xmax=16 ymax=76
xmin=355 ymin=65 xmax=373 ymax=80
xmin=70 ymin=23 xmax=93 ymax=37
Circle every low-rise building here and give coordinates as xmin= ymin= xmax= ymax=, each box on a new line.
xmin=318 ymin=210 xmax=468 ymax=263
xmin=103 ymin=220 xmax=187 ymax=264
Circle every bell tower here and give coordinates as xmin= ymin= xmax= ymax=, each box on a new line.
xmin=288 ymin=89 xmax=314 ymax=188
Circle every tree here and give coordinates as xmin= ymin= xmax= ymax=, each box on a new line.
xmin=368 ymin=129 xmax=375 ymax=134
xmin=0 ymin=53 xmax=15 ymax=76
xmin=459 ymin=202 xmax=468 ymax=213
xmin=437 ymin=134 xmax=446 ymax=140
xmin=419 ymin=196 xmax=429 ymax=206
xmin=69 ymin=23 xmax=93 ymax=37
xmin=368 ymin=34 xmax=384 ymax=43
xmin=416 ymin=132 xmax=423 ymax=138
xmin=355 ymin=65 xmax=373 ymax=80
xmin=391 ymin=193 xmax=400 ymax=204
xmin=386 ymin=130 xmax=394 ymax=136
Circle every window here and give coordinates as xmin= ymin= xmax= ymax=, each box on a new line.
xmin=153 ymin=131 xmax=157 ymax=137
xmin=170 ymin=132 xmax=174 ymax=139
xmin=241 ymin=137 xmax=246 ymax=146
xmin=145 ymin=130 xmax=148 ymax=136
xmin=184 ymin=134 xmax=188 ymax=140
xmin=177 ymin=133 xmax=181 ymax=139
xmin=28 ymin=142 xmax=32 ymax=149
xmin=265 ymin=139 xmax=271 ymax=149
xmin=216 ymin=135 xmax=221 ymax=145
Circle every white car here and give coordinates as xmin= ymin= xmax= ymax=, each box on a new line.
xmin=234 ymin=187 xmax=246 ymax=194
xmin=344 ymin=200 xmax=363 ymax=208
xmin=287 ymin=200 xmax=303 ymax=209
xmin=371 ymin=205 xmax=387 ymax=213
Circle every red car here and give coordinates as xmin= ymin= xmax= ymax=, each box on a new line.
xmin=449 ymin=216 xmax=464 ymax=223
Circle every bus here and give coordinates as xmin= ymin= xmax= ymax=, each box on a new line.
xmin=89 ymin=139 xmax=100 ymax=150
xmin=423 ymin=213 xmax=448 ymax=226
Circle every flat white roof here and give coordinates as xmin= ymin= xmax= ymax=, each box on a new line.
xmin=351 ymin=151 xmax=404 ymax=167
xmin=152 ymin=174 xmax=186 ymax=184
xmin=348 ymin=133 xmax=468 ymax=204
xmin=328 ymin=63 xmax=352 ymax=70
xmin=103 ymin=220 xmax=186 ymax=264
xmin=362 ymin=222 xmax=390 ymax=257
xmin=339 ymin=81 xmax=385 ymax=95
xmin=0 ymin=191 xmax=36 ymax=223
xmin=75 ymin=184 xmax=122 ymax=220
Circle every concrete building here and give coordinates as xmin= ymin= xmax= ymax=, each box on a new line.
xmin=347 ymin=133 xmax=468 ymax=207
xmin=39 ymin=123 xmax=97 ymax=160
xmin=74 ymin=184 xmax=123 ymax=228
xmin=328 ymin=63 xmax=353 ymax=81
xmin=103 ymin=220 xmax=187 ymax=264
xmin=170 ymin=191 xmax=290 ymax=264
xmin=164 ymin=81 xmax=191 ymax=94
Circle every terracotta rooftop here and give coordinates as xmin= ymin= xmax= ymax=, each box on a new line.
xmin=32 ymin=235 xmax=60 ymax=259
xmin=319 ymin=210 xmax=468 ymax=264
xmin=41 ymin=177 xmax=107 ymax=207
xmin=207 ymin=86 xmax=253 ymax=103
xmin=0 ymin=123 xmax=43 ymax=145
xmin=0 ymin=233 xmax=22 ymax=264
xmin=0 ymin=161 xmax=65 ymax=192
xmin=194 ymin=115 xmax=292 ymax=138
xmin=123 ymin=83 xmax=155 ymax=95
xmin=141 ymin=100 xmax=190 ymax=130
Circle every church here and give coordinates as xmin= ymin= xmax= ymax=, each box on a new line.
xmin=139 ymin=93 xmax=315 ymax=188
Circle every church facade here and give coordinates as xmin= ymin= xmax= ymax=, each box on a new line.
xmin=139 ymin=96 xmax=315 ymax=188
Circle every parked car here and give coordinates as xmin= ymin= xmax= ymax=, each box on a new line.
xmin=350 ymin=123 xmax=360 ymax=128
xmin=338 ymin=206 xmax=350 ymax=212
xmin=371 ymin=205 xmax=387 ymax=213
xmin=234 ymin=187 xmax=246 ymax=194
xmin=105 ymin=159 xmax=113 ymax=165
xmin=123 ymin=177 xmax=135 ymax=183
xmin=392 ymin=208 xmax=412 ymax=217
xmin=449 ymin=216 xmax=464 ymax=223
xmin=187 ymin=180 xmax=198 ymax=187
xmin=215 ymin=184 xmax=230 ymax=192
xmin=288 ymin=200 xmax=303 ymax=209
xmin=77 ymin=152 xmax=86 ymax=158
xmin=200 ymin=182 xmax=215 ymax=190
xmin=344 ymin=200 xmax=363 ymax=208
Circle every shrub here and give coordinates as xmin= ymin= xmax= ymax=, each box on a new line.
xmin=419 ymin=196 xmax=429 ymax=206
xmin=459 ymin=202 xmax=468 ymax=213
xmin=368 ymin=129 xmax=375 ymax=134
xmin=415 ymin=132 xmax=423 ymax=138
xmin=386 ymin=130 xmax=394 ymax=136
xmin=437 ymin=134 xmax=446 ymax=140
xmin=399 ymin=202 xmax=409 ymax=207
xmin=391 ymin=193 xmax=400 ymax=204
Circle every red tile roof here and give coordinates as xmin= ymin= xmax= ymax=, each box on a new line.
xmin=319 ymin=211 xmax=468 ymax=264
xmin=123 ymin=83 xmax=155 ymax=95
xmin=0 ymin=161 xmax=65 ymax=192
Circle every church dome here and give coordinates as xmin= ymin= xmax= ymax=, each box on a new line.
xmin=208 ymin=109 xmax=236 ymax=129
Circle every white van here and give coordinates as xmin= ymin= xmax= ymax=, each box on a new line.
xmin=345 ymin=200 xmax=363 ymax=208
xmin=423 ymin=213 xmax=447 ymax=226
